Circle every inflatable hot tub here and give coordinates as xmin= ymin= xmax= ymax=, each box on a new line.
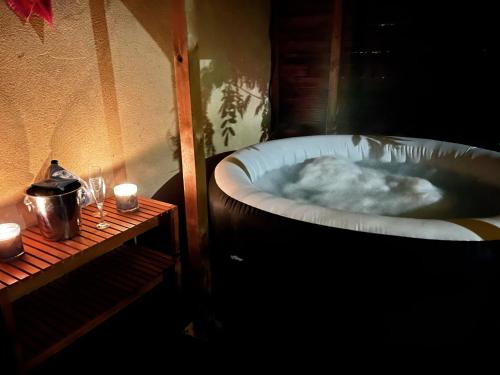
xmin=208 ymin=135 xmax=500 ymax=344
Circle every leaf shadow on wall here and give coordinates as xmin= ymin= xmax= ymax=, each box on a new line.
xmin=196 ymin=0 xmax=271 ymax=156
xmin=120 ymin=0 xmax=271 ymax=158
xmin=200 ymin=60 xmax=270 ymax=156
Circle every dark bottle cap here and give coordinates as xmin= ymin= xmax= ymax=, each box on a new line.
xmin=51 ymin=160 xmax=59 ymax=164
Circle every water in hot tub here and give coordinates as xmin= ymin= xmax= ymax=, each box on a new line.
xmin=254 ymin=156 xmax=500 ymax=219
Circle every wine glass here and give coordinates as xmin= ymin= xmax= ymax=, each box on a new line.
xmin=88 ymin=166 xmax=110 ymax=230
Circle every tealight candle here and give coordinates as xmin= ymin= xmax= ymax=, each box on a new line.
xmin=0 ymin=223 xmax=24 ymax=261
xmin=114 ymin=183 xmax=139 ymax=212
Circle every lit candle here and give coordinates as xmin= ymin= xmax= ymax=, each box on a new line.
xmin=114 ymin=183 xmax=139 ymax=212
xmin=0 ymin=223 xmax=24 ymax=261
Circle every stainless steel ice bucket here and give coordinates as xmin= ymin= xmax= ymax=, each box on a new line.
xmin=24 ymin=183 xmax=82 ymax=241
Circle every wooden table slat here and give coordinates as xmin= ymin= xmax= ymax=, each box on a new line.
xmin=38 ymin=286 xmax=98 ymax=326
xmin=21 ymin=237 xmax=72 ymax=259
xmin=80 ymin=213 xmax=125 ymax=233
xmin=75 ymin=229 xmax=107 ymax=243
xmin=0 ymin=270 xmax=18 ymax=285
xmin=62 ymin=235 xmax=98 ymax=248
xmin=125 ymin=253 xmax=169 ymax=274
xmin=43 ymin=282 xmax=113 ymax=320
xmin=136 ymin=247 xmax=176 ymax=265
xmin=22 ymin=245 xmax=60 ymax=265
xmin=138 ymin=197 xmax=175 ymax=210
xmin=0 ymin=263 xmax=30 ymax=280
xmin=104 ymin=198 xmax=157 ymax=216
xmin=54 ymin=236 xmax=93 ymax=252
xmin=110 ymin=255 xmax=158 ymax=279
xmin=81 ymin=212 xmax=135 ymax=229
xmin=98 ymin=206 xmax=145 ymax=225
xmin=102 ymin=199 xmax=155 ymax=219
xmin=23 ymin=230 xmax=79 ymax=256
xmin=19 ymin=293 xmax=75 ymax=338
xmin=80 ymin=225 xmax=113 ymax=239
xmin=99 ymin=213 xmax=137 ymax=228
xmin=9 ymin=259 xmax=41 ymax=275
xmin=131 ymin=202 xmax=165 ymax=215
xmin=102 ymin=201 xmax=155 ymax=221
xmin=133 ymin=249 xmax=175 ymax=269
xmin=135 ymin=198 xmax=169 ymax=213
xmin=19 ymin=254 xmax=51 ymax=270
xmin=117 ymin=198 xmax=164 ymax=213
xmin=133 ymin=206 xmax=164 ymax=218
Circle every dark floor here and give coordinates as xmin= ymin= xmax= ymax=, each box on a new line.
xmin=25 ymin=279 xmax=500 ymax=374
xmin=21 ymin=245 xmax=500 ymax=374
xmin=28 ymin=284 xmax=315 ymax=373
xmin=29 ymin=284 xmax=211 ymax=373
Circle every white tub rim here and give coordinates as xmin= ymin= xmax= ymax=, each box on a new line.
xmin=214 ymin=135 xmax=500 ymax=241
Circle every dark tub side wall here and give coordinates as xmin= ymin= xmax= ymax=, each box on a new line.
xmin=208 ymin=175 xmax=500 ymax=344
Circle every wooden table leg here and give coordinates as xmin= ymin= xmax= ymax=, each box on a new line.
xmin=168 ymin=207 xmax=183 ymax=291
xmin=0 ymin=292 xmax=23 ymax=374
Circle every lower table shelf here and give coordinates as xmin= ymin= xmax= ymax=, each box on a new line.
xmin=12 ymin=245 xmax=176 ymax=370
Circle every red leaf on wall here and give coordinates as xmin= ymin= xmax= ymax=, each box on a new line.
xmin=33 ymin=0 xmax=52 ymax=24
xmin=6 ymin=0 xmax=31 ymax=19
xmin=6 ymin=0 xmax=52 ymax=24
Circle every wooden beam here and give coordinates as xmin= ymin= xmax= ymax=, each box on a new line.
xmin=326 ymin=0 xmax=343 ymax=133
xmin=171 ymin=0 xmax=210 ymax=294
xmin=269 ymin=0 xmax=280 ymax=135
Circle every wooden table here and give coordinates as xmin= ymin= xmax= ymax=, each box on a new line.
xmin=0 ymin=197 xmax=179 ymax=372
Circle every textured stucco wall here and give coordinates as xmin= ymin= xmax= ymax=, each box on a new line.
xmin=0 ymin=0 xmax=179 ymax=226
xmin=0 ymin=0 xmax=270 ymax=227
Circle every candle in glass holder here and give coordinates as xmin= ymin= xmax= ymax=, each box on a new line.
xmin=0 ymin=223 xmax=24 ymax=261
xmin=114 ymin=183 xmax=139 ymax=212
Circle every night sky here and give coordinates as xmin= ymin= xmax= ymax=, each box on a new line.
xmin=337 ymin=0 xmax=498 ymax=150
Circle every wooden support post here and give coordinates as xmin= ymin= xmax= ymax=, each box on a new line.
xmin=326 ymin=0 xmax=343 ymax=134
xmin=171 ymin=0 xmax=210 ymax=296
